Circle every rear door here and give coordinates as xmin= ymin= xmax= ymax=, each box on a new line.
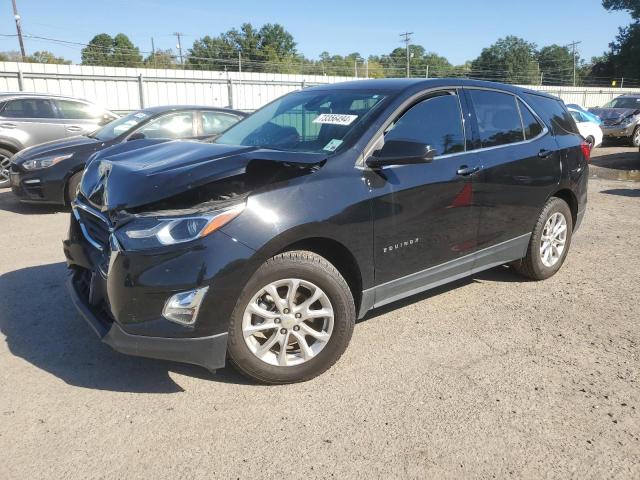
xmin=371 ymin=90 xmax=482 ymax=293
xmin=464 ymin=88 xmax=561 ymax=251
xmin=54 ymin=99 xmax=113 ymax=137
xmin=0 ymin=97 xmax=66 ymax=147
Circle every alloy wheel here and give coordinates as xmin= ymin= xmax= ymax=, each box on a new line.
xmin=633 ymin=128 xmax=640 ymax=147
xmin=0 ymin=155 xmax=11 ymax=188
xmin=242 ymin=278 xmax=334 ymax=367
xmin=540 ymin=212 xmax=567 ymax=267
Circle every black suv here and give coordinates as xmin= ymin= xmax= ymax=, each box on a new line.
xmin=64 ymin=79 xmax=589 ymax=384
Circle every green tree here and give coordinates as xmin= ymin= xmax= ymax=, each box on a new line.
xmin=187 ymin=23 xmax=298 ymax=72
xmin=81 ymin=33 xmax=114 ymax=66
xmin=471 ymin=36 xmax=539 ymax=84
xmin=144 ymin=49 xmax=177 ymax=69
xmin=537 ymin=44 xmax=575 ymax=85
xmin=27 ymin=50 xmax=71 ymax=65
xmin=602 ymin=0 xmax=640 ymax=18
xmin=112 ymin=33 xmax=142 ymax=67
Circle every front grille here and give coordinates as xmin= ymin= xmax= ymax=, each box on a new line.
xmin=74 ymin=202 xmax=111 ymax=251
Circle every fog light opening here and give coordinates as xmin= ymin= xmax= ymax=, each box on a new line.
xmin=162 ymin=286 xmax=209 ymax=326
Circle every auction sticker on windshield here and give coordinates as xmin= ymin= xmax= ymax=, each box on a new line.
xmin=313 ymin=113 xmax=358 ymax=126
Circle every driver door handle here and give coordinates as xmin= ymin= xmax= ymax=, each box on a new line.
xmin=66 ymin=125 xmax=83 ymax=132
xmin=456 ymin=165 xmax=481 ymax=176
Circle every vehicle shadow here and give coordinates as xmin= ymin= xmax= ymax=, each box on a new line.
xmin=0 ymin=262 xmax=251 ymax=393
xmin=590 ymin=151 xmax=640 ymax=171
xmin=359 ymin=265 xmax=522 ymax=323
xmin=601 ymin=188 xmax=640 ymax=198
xmin=0 ymin=190 xmax=66 ymax=215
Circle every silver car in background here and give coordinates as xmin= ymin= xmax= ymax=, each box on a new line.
xmin=0 ymin=93 xmax=118 ymax=187
xmin=589 ymin=95 xmax=640 ymax=147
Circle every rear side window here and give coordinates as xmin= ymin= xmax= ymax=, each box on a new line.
xmin=384 ymin=93 xmax=465 ymax=156
xmin=518 ymin=99 xmax=544 ymax=139
xmin=468 ymin=90 xmax=524 ymax=148
xmin=136 ymin=111 xmax=195 ymax=139
xmin=201 ymin=111 xmax=241 ymax=135
xmin=522 ymin=93 xmax=579 ymax=136
xmin=2 ymin=98 xmax=56 ymax=119
xmin=56 ymin=100 xmax=102 ymax=120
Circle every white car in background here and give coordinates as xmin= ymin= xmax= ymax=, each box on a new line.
xmin=569 ymin=107 xmax=603 ymax=149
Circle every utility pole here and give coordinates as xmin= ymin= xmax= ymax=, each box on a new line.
xmin=11 ymin=0 xmax=26 ymax=61
xmin=354 ymin=59 xmax=358 ymax=78
xmin=151 ymin=37 xmax=156 ymax=68
xmin=400 ymin=31 xmax=413 ymax=78
xmin=365 ymin=58 xmax=369 ymax=78
xmin=238 ymin=51 xmax=242 ymax=73
xmin=174 ymin=32 xmax=184 ymax=65
xmin=565 ymin=40 xmax=582 ymax=87
xmin=425 ymin=65 xmax=429 ymax=78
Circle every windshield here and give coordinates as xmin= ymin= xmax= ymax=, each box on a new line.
xmin=216 ymin=90 xmax=387 ymax=153
xmin=604 ymin=97 xmax=640 ymax=109
xmin=91 ymin=111 xmax=151 ymax=141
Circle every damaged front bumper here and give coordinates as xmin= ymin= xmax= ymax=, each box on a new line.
xmin=63 ymin=199 xmax=257 ymax=371
xmin=66 ymin=271 xmax=228 ymax=370
xmin=601 ymin=123 xmax=636 ymax=139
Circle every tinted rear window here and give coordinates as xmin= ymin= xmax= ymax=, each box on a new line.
xmin=518 ymin=99 xmax=544 ymax=139
xmin=2 ymin=98 xmax=56 ymax=119
xmin=522 ymin=93 xmax=579 ymax=136
xmin=469 ymin=90 xmax=524 ymax=148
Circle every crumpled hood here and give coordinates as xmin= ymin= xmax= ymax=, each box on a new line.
xmin=80 ymin=140 xmax=325 ymax=212
xmin=588 ymin=107 xmax=638 ymax=123
xmin=14 ymin=135 xmax=100 ymax=163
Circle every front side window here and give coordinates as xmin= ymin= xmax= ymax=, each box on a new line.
xmin=136 ymin=111 xmax=195 ymax=139
xmin=469 ymin=90 xmax=524 ymax=148
xmin=383 ymin=93 xmax=465 ymax=156
xmin=91 ymin=111 xmax=149 ymax=141
xmin=216 ymin=90 xmax=387 ymax=154
xmin=201 ymin=111 xmax=242 ymax=135
xmin=2 ymin=98 xmax=56 ymax=119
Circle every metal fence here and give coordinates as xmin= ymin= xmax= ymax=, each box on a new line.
xmin=0 ymin=61 xmax=639 ymax=112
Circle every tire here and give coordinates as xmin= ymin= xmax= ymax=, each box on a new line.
xmin=227 ymin=250 xmax=355 ymax=384
xmin=0 ymin=147 xmax=16 ymax=189
xmin=632 ymin=126 xmax=640 ymax=147
xmin=513 ymin=197 xmax=573 ymax=281
xmin=66 ymin=171 xmax=83 ymax=204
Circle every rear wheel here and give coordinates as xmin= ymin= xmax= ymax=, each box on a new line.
xmin=513 ymin=197 xmax=573 ymax=281
xmin=632 ymin=126 xmax=640 ymax=147
xmin=66 ymin=171 xmax=83 ymax=204
xmin=0 ymin=148 xmax=15 ymax=188
xmin=227 ymin=250 xmax=355 ymax=384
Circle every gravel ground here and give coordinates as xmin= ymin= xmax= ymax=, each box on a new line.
xmin=1 ymin=146 xmax=639 ymax=479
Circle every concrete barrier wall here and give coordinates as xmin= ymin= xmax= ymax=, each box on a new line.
xmin=0 ymin=62 xmax=638 ymax=112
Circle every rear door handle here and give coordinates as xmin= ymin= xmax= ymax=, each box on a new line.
xmin=456 ymin=165 xmax=481 ymax=176
xmin=66 ymin=125 xmax=83 ymax=132
xmin=0 ymin=122 xmax=16 ymax=129
xmin=538 ymin=149 xmax=554 ymax=158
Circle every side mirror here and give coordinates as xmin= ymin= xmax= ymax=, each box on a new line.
xmin=366 ymin=140 xmax=436 ymax=168
xmin=128 ymin=132 xmax=146 ymax=141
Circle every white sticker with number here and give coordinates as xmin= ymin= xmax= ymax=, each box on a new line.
xmin=313 ymin=113 xmax=358 ymax=126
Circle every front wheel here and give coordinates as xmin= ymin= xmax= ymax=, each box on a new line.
xmin=227 ymin=250 xmax=355 ymax=384
xmin=632 ymin=126 xmax=640 ymax=147
xmin=0 ymin=148 xmax=15 ymax=188
xmin=66 ymin=171 xmax=83 ymax=205
xmin=513 ymin=197 xmax=573 ymax=281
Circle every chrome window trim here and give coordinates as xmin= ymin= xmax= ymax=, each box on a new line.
xmin=358 ymin=85 xmax=550 ymax=170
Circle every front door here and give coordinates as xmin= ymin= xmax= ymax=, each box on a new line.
xmin=370 ymin=90 xmax=482 ymax=305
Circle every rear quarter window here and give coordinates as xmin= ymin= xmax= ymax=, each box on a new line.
xmin=521 ymin=93 xmax=579 ymax=136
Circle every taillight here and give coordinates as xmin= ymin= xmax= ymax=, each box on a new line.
xmin=580 ymin=141 xmax=591 ymax=162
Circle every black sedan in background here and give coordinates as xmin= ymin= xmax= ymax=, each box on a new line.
xmin=9 ymin=105 xmax=246 ymax=205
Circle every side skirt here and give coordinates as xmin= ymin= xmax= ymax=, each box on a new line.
xmin=358 ymin=234 xmax=530 ymax=318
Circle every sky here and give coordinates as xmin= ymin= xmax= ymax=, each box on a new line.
xmin=0 ymin=0 xmax=633 ymax=66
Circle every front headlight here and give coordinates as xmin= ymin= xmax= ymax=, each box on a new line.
xmin=116 ymin=203 xmax=245 ymax=250
xmin=22 ymin=153 xmax=73 ymax=170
